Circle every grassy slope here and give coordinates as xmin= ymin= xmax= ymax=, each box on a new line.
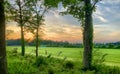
xmin=7 ymin=46 xmax=120 ymax=66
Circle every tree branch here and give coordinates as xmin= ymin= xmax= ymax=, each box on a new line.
xmin=91 ymin=1 xmax=97 ymax=10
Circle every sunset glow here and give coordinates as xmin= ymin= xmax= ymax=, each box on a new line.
xmin=6 ymin=0 xmax=120 ymax=43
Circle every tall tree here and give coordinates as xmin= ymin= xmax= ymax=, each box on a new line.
xmin=0 ymin=0 xmax=8 ymax=73
xmin=83 ymin=0 xmax=93 ymax=70
xmin=45 ymin=0 xmax=101 ymax=70
xmin=83 ymin=0 xmax=101 ymax=70
xmin=5 ymin=0 xmax=31 ymax=56
xmin=25 ymin=0 xmax=46 ymax=57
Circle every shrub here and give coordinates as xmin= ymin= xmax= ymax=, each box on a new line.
xmin=63 ymin=61 xmax=74 ymax=69
xmin=34 ymin=56 xmax=48 ymax=67
xmin=12 ymin=48 xmax=18 ymax=53
xmin=47 ymin=54 xmax=52 ymax=58
xmin=92 ymin=49 xmax=107 ymax=67
xmin=57 ymin=51 xmax=62 ymax=56
xmin=48 ymin=68 xmax=54 ymax=74
xmin=96 ymin=65 xmax=120 ymax=74
xmin=8 ymin=59 xmax=37 ymax=74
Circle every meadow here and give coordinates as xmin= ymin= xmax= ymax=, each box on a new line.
xmin=7 ymin=46 xmax=120 ymax=66
xmin=6 ymin=46 xmax=120 ymax=74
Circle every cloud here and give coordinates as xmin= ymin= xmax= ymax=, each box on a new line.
xmin=43 ymin=21 xmax=82 ymax=43
xmin=46 ymin=8 xmax=80 ymax=26
xmin=93 ymin=14 xmax=108 ymax=23
xmin=99 ymin=0 xmax=120 ymax=5
xmin=7 ymin=0 xmax=120 ymax=43
xmin=43 ymin=0 xmax=120 ymax=43
xmin=94 ymin=25 xmax=120 ymax=43
xmin=94 ymin=0 xmax=120 ymax=27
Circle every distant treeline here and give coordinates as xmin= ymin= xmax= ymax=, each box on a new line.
xmin=6 ymin=39 xmax=120 ymax=49
xmin=94 ymin=42 xmax=120 ymax=49
xmin=6 ymin=39 xmax=83 ymax=48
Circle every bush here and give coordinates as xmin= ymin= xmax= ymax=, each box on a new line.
xmin=12 ymin=48 xmax=18 ymax=53
xmin=48 ymin=68 xmax=54 ymax=74
xmin=92 ymin=49 xmax=107 ymax=67
xmin=63 ymin=61 xmax=74 ymax=69
xmin=95 ymin=65 xmax=120 ymax=74
xmin=8 ymin=58 xmax=37 ymax=74
xmin=34 ymin=56 xmax=48 ymax=67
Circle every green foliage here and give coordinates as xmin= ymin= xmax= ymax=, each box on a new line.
xmin=23 ymin=0 xmax=47 ymax=57
xmin=48 ymin=67 xmax=54 ymax=74
xmin=7 ymin=52 xmax=38 ymax=74
xmin=94 ymin=65 xmax=120 ymax=74
xmin=7 ymin=47 xmax=120 ymax=74
xmin=7 ymin=39 xmax=83 ymax=48
xmin=5 ymin=0 xmax=33 ymax=56
xmin=47 ymin=54 xmax=52 ymax=58
xmin=63 ymin=61 xmax=74 ymax=69
xmin=44 ymin=0 xmax=85 ymax=25
xmin=12 ymin=48 xmax=18 ymax=53
xmin=7 ymin=46 xmax=120 ymax=65
xmin=57 ymin=51 xmax=62 ymax=56
xmin=8 ymin=61 xmax=37 ymax=74
xmin=92 ymin=49 xmax=107 ymax=67
xmin=44 ymin=0 xmax=61 ymax=8
xmin=24 ymin=0 xmax=45 ymax=33
xmin=34 ymin=56 xmax=48 ymax=67
xmin=44 ymin=0 xmax=101 ymax=26
xmin=5 ymin=0 xmax=31 ymax=24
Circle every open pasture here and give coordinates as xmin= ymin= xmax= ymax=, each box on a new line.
xmin=7 ymin=46 xmax=120 ymax=66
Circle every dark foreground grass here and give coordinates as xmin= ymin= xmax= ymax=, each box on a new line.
xmin=7 ymin=50 xmax=120 ymax=74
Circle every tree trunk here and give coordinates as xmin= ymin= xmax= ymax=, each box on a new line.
xmin=21 ymin=25 xmax=25 ymax=56
xmin=0 ymin=0 xmax=8 ymax=73
xmin=35 ymin=28 xmax=39 ymax=57
xmin=18 ymin=0 xmax=25 ymax=56
xmin=83 ymin=0 xmax=93 ymax=70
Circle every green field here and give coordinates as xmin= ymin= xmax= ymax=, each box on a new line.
xmin=7 ymin=46 xmax=120 ymax=66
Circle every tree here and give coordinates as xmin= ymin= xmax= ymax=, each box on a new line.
xmin=5 ymin=0 xmax=31 ymax=56
xmin=83 ymin=0 xmax=101 ymax=70
xmin=0 ymin=0 xmax=8 ymax=73
xmin=45 ymin=0 xmax=101 ymax=70
xmin=25 ymin=0 xmax=46 ymax=57
xmin=83 ymin=0 xmax=93 ymax=70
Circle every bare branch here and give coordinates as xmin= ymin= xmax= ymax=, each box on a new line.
xmin=91 ymin=0 xmax=101 ymax=10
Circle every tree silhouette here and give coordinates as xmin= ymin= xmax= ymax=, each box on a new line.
xmin=0 ymin=0 xmax=8 ymax=73
xmin=25 ymin=0 xmax=47 ymax=57
xmin=5 ymin=0 xmax=31 ymax=56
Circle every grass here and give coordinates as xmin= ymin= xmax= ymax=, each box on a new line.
xmin=7 ymin=46 xmax=120 ymax=66
xmin=6 ymin=46 xmax=120 ymax=74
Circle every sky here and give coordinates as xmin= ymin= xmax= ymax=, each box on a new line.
xmin=6 ymin=0 xmax=120 ymax=43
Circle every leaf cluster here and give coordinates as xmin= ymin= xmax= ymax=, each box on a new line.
xmin=5 ymin=0 xmax=46 ymax=35
xmin=5 ymin=0 xmax=31 ymax=25
xmin=44 ymin=0 xmax=61 ymax=8
xmin=45 ymin=0 xmax=102 ymax=26
xmin=24 ymin=0 xmax=46 ymax=35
